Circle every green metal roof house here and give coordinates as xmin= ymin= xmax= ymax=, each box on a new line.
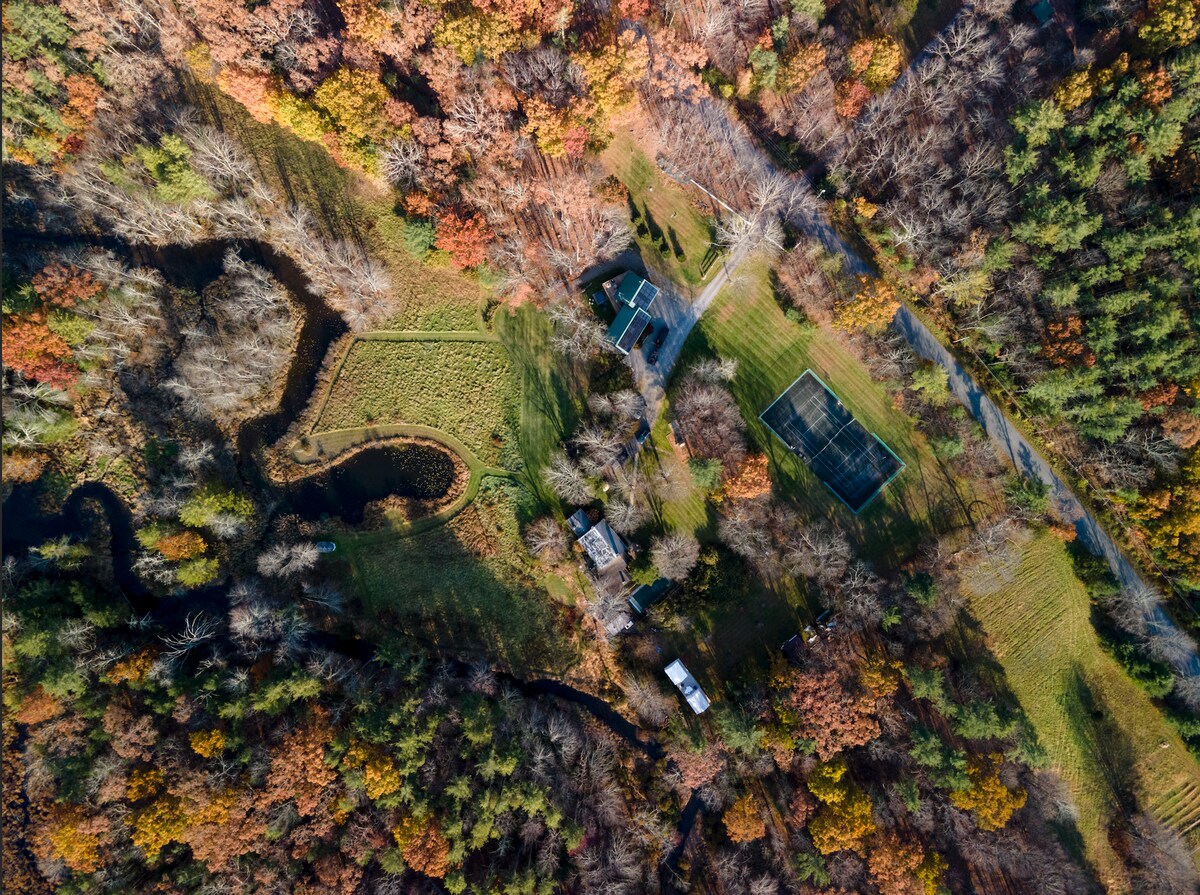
xmin=605 ymin=272 xmax=658 ymax=355
xmin=608 ymin=304 xmax=652 ymax=355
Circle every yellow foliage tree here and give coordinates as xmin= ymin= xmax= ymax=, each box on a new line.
xmin=835 ymin=277 xmax=901 ymax=331
xmin=127 ymin=767 xmax=166 ymax=801
xmin=343 ymin=741 xmax=404 ymax=800
xmin=949 ymin=754 xmax=1027 ymax=831
xmin=723 ymin=793 xmax=767 ymax=843
xmin=806 ymin=759 xmax=877 ymax=854
xmin=128 ymin=794 xmax=189 ymax=859
xmin=1054 ymin=67 xmax=1095 ymax=111
xmin=434 ymin=12 xmax=521 ymax=64
xmin=313 ymin=68 xmax=393 ymax=145
xmin=190 ymin=728 xmax=227 ymax=758
xmin=40 ymin=805 xmax=111 ymax=873
xmin=849 ymin=36 xmax=903 ymax=92
xmin=1139 ymin=0 xmax=1199 ymax=52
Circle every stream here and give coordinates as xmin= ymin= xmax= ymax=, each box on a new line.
xmin=2 ymin=230 xmax=459 ymax=523
xmin=4 ymin=230 xmax=705 ymax=869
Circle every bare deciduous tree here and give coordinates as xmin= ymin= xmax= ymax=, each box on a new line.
xmin=651 ymin=532 xmax=700 ymax=581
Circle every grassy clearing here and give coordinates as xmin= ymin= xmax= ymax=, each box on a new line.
xmin=961 ymin=531 xmax=1200 ymax=885
xmin=336 ymin=482 xmax=576 ymax=674
xmin=494 ymin=304 xmax=581 ymax=494
xmin=640 ymin=409 xmax=715 ymax=539
xmin=681 ymin=257 xmax=978 ymax=567
xmin=650 ymin=549 xmax=812 ymax=687
xmin=315 ymin=338 xmax=519 ymax=468
xmin=601 ymin=132 xmax=721 ymax=291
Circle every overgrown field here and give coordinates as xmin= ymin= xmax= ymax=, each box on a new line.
xmin=601 ymin=131 xmax=720 ymax=291
xmin=961 ymin=531 xmax=1200 ymax=885
xmin=337 ymin=481 xmax=576 ymax=673
xmin=316 ymin=337 xmax=518 ymax=468
xmin=682 ymin=258 xmax=978 ymax=567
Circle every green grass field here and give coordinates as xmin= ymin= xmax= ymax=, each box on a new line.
xmin=961 ymin=531 xmax=1200 ymax=886
xmin=681 ymin=257 xmax=980 ymax=567
xmin=336 ymin=482 xmax=576 ymax=674
xmin=315 ymin=336 xmax=519 ymax=468
xmin=601 ymin=133 xmax=721 ymax=291
xmin=495 ymin=305 xmax=581 ymax=496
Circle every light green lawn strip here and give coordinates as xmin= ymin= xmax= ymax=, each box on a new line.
xmin=962 ymin=531 xmax=1200 ymax=885
xmin=601 ymin=132 xmax=721 ymax=292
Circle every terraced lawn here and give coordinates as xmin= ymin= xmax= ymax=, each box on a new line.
xmin=682 ymin=257 xmax=980 ymax=567
xmin=601 ymin=132 xmax=722 ymax=292
xmin=961 ymin=531 xmax=1200 ymax=887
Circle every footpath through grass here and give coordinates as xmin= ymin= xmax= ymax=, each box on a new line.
xmin=961 ymin=531 xmax=1200 ymax=886
xmin=682 ymin=257 xmax=977 ymax=567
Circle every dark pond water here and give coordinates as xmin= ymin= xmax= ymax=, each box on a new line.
xmin=280 ymin=443 xmax=457 ymax=524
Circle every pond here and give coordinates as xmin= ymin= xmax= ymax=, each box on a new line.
xmin=280 ymin=443 xmax=457 ymax=524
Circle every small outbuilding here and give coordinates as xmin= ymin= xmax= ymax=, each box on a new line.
xmin=664 ymin=659 xmax=710 ymax=714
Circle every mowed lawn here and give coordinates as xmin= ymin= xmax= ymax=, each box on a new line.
xmin=962 ymin=532 xmax=1200 ymax=885
xmin=338 ymin=485 xmax=576 ymax=674
xmin=315 ymin=337 xmax=519 ymax=468
xmin=601 ymin=132 xmax=720 ymax=291
xmin=684 ymin=257 xmax=978 ymax=567
xmin=495 ymin=305 xmax=581 ymax=496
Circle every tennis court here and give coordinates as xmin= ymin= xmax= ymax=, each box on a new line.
xmin=760 ymin=370 xmax=904 ymax=513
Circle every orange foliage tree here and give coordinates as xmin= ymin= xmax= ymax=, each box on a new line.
xmin=265 ymin=712 xmax=338 ymax=815
xmin=783 ymin=667 xmax=882 ymax=760
xmin=835 ymin=277 xmax=900 ymax=331
xmin=36 ymin=804 xmax=111 ymax=873
xmin=394 ymin=814 xmax=452 ymax=877
xmin=723 ymin=793 xmax=767 ymax=843
xmin=435 ymin=210 xmax=492 ymax=269
xmin=154 ymin=531 xmax=208 ymax=561
xmin=2 ymin=313 xmax=78 ymax=389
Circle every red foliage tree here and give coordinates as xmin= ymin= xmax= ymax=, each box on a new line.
xmin=2 ymin=314 xmax=78 ymax=389
xmin=435 ymin=210 xmax=492 ymax=269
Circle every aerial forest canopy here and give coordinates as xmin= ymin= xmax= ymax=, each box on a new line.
xmin=4 ymin=0 xmax=1200 ymax=893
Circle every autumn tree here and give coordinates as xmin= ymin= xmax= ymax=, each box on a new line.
xmin=265 ymin=713 xmax=337 ymax=816
xmin=435 ymin=210 xmax=492 ymax=269
xmin=806 ymin=759 xmax=877 ymax=854
xmin=783 ymin=666 xmax=882 ymax=759
xmin=394 ymin=814 xmax=452 ymax=877
xmin=948 ymin=753 xmax=1027 ymax=831
xmin=723 ymin=792 xmax=767 ymax=843
xmin=835 ymin=277 xmax=901 ymax=331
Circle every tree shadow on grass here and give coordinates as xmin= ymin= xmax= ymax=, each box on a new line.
xmin=345 ymin=515 xmax=574 ymax=676
xmin=1061 ymin=663 xmax=1140 ymax=817
xmin=945 ymin=615 xmax=1099 ymax=880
